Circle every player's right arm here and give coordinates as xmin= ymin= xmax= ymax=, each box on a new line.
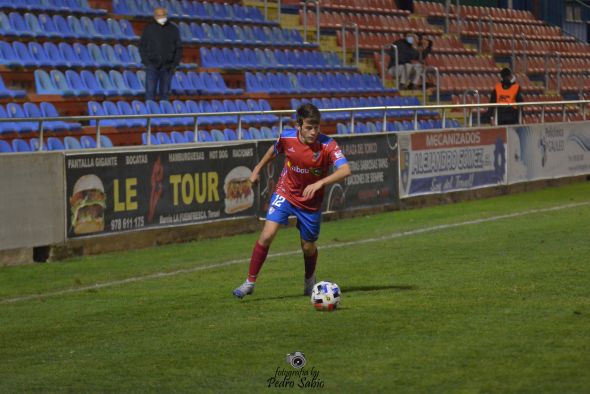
xmin=250 ymin=145 xmax=277 ymax=184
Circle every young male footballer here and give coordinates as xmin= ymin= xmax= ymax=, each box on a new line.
xmin=233 ymin=103 xmax=352 ymax=299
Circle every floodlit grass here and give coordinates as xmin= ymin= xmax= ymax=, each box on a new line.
xmin=1 ymin=182 xmax=589 ymax=393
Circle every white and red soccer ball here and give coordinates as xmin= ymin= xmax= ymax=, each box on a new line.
xmin=310 ymin=281 xmax=341 ymax=311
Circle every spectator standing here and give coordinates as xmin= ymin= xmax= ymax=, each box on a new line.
xmin=489 ymin=67 xmax=523 ymax=125
xmin=139 ymin=7 xmax=182 ymax=101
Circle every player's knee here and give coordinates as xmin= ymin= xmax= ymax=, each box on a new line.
xmin=300 ymin=240 xmax=317 ymax=256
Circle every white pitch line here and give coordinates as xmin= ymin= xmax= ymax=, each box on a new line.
xmin=1 ymin=201 xmax=589 ymax=305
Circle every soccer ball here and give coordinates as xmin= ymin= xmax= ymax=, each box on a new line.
xmin=310 ymin=281 xmax=341 ymax=311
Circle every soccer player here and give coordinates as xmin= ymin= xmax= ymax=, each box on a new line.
xmin=233 ymin=103 xmax=352 ymax=299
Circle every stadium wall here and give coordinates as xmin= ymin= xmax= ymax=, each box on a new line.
xmin=0 ymin=152 xmax=65 ymax=252
xmin=1 ymin=124 xmax=589 ymax=265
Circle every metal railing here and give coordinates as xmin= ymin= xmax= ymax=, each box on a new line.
xmin=462 ymin=89 xmax=481 ymax=127
xmin=422 ymin=66 xmax=440 ymax=106
xmin=263 ymin=0 xmax=281 ymax=23
xmin=2 ymin=99 xmax=589 ymax=152
xmin=302 ymin=0 xmax=320 ymax=46
xmin=340 ymin=22 xmax=359 ymax=68
xmin=488 ymin=15 xmax=494 ymax=55
xmin=544 ymin=52 xmax=562 ymax=93
xmin=381 ymin=44 xmax=398 ymax=89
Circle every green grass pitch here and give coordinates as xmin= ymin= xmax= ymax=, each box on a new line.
xmin=1 ymin=182 xmax=589 ymax=393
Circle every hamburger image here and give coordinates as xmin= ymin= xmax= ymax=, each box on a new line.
xmin=70 ymin=174 xmax=106 ymax=235
xmin=224 ymin=166 xmax=254 ymax=214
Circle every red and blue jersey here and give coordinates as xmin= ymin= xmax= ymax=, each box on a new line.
xmin=273 ymin=129 xmax=348 ymax=211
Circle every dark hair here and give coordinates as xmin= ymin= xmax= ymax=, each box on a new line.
xmin=296 ymin=103 xmax=321 ymax=126
xmin=500 ymin=67 xmax=512 ymax=80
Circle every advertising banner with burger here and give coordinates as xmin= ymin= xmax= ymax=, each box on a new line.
xmin=65 ymin=143 xmax=258 ymax=238
xmin=257 ymin=133 xmax=399 ymax=216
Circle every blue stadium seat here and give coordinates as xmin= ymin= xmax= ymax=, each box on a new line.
xmin=123 ymin=70 xmax=144 ymax=94
xmin=184 ymin=130 xmax=196 ymax=143
xmin=117 ymin=19 xmax=137 ymax=40
xmin=178 ymin=22 xmax=194 ymax=43
xmin=107 ymin=18 xmax=128 ymax=41
xmin=170 ymin=130 xmax=187 ymax=144
xmin=184 ymin=100 xmax=200 ymax=119
xmin=12 ymin=41 xmax=37 ymax=67
xmin=260 ymin=126 xmax=274 ymax=139
xmin=92 ymin=16 xmax=117 ymax=40
xmin=160 ymin=100 xmax=192 ymax=126
xmin=29 ymin=138 xmax=47 ymax=152
xmin=24 ymin=12 xmax=49 ymax=38
xmin=64 ymin=136 xmax=82 ymax=150
xmin=234 ymin=99 xmax=260 ymax=123
xmin=40 ymin=102 xmax=81 ymax=131
xmin=95 ymin=69 xmax=121 ymax=96
xmin=102 ymin=100 xmax=132 ymax=128
xmin=156 ymin=132 xmax=171 ymax=144
xmin=116 ymin=100 xmax=146 ymax=127
xmin=8 ymin=11 xmax=33 ymax=37
xmin=188 ymin=22 xmax=205 ymax=43
xmin=141 ymin=132 xmax=159 ymax=145
xmin=12 ymin=138 xmax=31 ymax=152
xmin=0 ymin=139 xmax=12 ymax=153
xmin=42 ymin=42 xmax=68 ymax=67
xmin=100 ymin=43 xmax=123 ymax=67
xmin=87 ymin=43 xmax=110 ymax=67
xmin=57 ymin=43 xmax=85 ymax=67
xmin=174 ymin=71 xmax=198 ymax=95
xmin=98 ymin=135 xmax=113 ymax=147
xmin=336 ymin=123 xmax=349 ymax=134
xmin=198 ymin=130 xmax=213 ymax=142
xmin=47 ymin=137 xmax=64 ymax=150
xmin=65 ymin=70 xmax=94 ymax=96
xmin=79 ymin=16 xmax=99 ymax=38
xmin=0 ymin=104 xmax=16 ymax=134
xmin=113 ymin=44 xmax=135 ymax=67
xmin=80 ymin=135 xmax=96 ymax=149
xmin=24 ymin=102 xmax=67 ymax=132
xmin=248 ymin=127 xmax=262 ymax=140
xmin=223 ymin=128 xmax=237 ymax=140
xmin=245 ymin=72 xmax=263 ymax=93
xmin=0 ymin=41 xmax=21 ymax=67
xmin=211 ymin=129 xmax=226 ymax=141
xmin=66 ymin=15 xmax=88 ymax=38
xmin=72 ymin=43 xmax=98 ymax=67
xmin=79 ymin=70 xmax=107 ymax=96
xmin=49 ymin=69 xmax=78 ymax=96
xmin=52 ymin=14 xmax=77 ymax=38
xmin=145 ymin=100 xmax=171 ymax=127
xmin=237 ymin=128 xmax=251 ymax=140
xmin=258 ymin=99 xmax=278 ymax=123
xmin=88 ymin=101 xmax=119 ymax=127
xmin=0 ymin=76 xmax=26 ymax=98
xmin=109 ymin=70 xmax=137 ymax=96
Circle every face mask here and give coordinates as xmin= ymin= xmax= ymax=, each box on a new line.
xmin=156 ymin=17 xmax=167 ymax=25
xmin=510 ymin=75 xmax=516 ymax=83
xmin=406 ymin=36 xmax=414 ymax=45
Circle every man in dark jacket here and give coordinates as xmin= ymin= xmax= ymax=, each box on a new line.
xmin=139 ymin=7 xmax=182 ymax=101
xmin=489 ymin=67 xmax=524 ymax=125
xmin=387 ymin=33 xmax=432 ymax=89
xmin=387 ymin=33 xmax=419 ymax=89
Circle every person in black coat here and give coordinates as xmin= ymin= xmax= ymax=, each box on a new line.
xmin=387 ymin=34 xmax=432 ymax=89
xmin=139 ymin=7 xmax=183 ymax=101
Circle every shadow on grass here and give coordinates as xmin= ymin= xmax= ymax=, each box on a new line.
xmin=247 ymin=284 xmax=415 ymax=302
